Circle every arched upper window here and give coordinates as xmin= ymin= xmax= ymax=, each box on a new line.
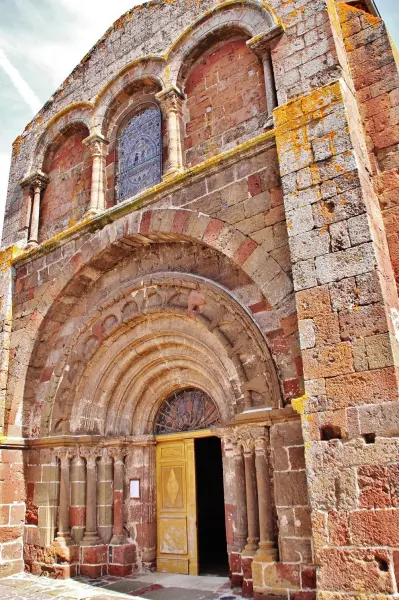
xmin=154 ymin=389 xmax=220 ymax=435
xmin=117 ymin=104 xmax=162 ymax=202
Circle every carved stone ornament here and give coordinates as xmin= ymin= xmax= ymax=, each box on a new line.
xmin=83 ymin=132 xmax=109 ymax=157
xmin=20 ymin=170 xmax=49 ymax=191
xmin=246 ymin=25 xmax=284 ymax=59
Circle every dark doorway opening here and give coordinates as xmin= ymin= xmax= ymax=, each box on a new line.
xmin=195 ymin=436 xmax=229 ymax=576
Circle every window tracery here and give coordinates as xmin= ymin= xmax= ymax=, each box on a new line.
xmin=118 ymin=104 xmax=162 ymax=201
xmin=154 ymin=389 xmax=220 ymax=435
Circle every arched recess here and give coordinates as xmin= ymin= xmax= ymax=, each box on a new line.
xmin=166 ymin=1 xmax=275 ymax=88
xmin=31 ymin=104 xmax=93 ymax=174
xmin=93 ymin=58 xmax=165 ymax=133
xmin=97 ymin=76 xmax=163 ymax=207
xmin=42 ymin=273 xmax=282 ymax=438
xmin=38 ymin=122 xmax=91 ymax=242
xmin=12 ymin=208 xmax=298 ymax=438
xmin=181 ymin=30 xmax=267 ymax=166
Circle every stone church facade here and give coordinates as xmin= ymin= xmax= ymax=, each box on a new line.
xmin=1 ymin=0 xmax=399 ymax=597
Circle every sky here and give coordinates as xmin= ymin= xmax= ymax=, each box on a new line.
xmin=0 ymin=0 xmax=398 ymax=242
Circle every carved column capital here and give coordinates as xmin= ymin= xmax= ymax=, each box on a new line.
xmin=236 ymin=425 xmax=266 ymax=455
xmin=246 ymin=25 xmax=284 ymax=60
xmin=54 ymin=447 xmax=75 ymax=463
xmin=20 ymin=170 xmax=49 ymax=192
xmin=155 ymin=86 xmax=184 ymax=114
xmin=107 ymin=447 xmax=127 ymax=463
xmin=79 ymin=447 xmax=100 ymax=467
xmin=82 ymin=132 xmax=109 ymax=157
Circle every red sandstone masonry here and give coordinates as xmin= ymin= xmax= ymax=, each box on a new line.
xmin=39 ymin=127 xmax=91 ymax=243
xmin=184 ymin=39 xmax=267 ymax=166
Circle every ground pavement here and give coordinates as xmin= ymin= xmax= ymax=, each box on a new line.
xmin=0 ymin=572 xmax=245 ymax=600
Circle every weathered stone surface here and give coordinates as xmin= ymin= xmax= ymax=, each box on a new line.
xmin=1 ymin=1 xmax=399 ymax=598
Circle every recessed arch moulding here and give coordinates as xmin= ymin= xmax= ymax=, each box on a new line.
xmin=23 ymin=247 xmax=284 ymax=440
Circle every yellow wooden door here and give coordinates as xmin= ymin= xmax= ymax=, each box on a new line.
xmin=156 ymin=438 xmax=198 ymax=575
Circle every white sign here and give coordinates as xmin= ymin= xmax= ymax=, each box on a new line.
xmin=130 ymin=479 xmax=140 ymax=499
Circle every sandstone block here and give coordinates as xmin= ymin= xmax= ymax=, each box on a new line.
xmin=315 ymin=242 xmax=376 ymax=283
xmin=302 ymin=342 xmax=354 ymax=379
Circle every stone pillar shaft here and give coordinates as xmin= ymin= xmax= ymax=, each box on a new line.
xmin=254 ymin=436 xmax=277 ymax=562
xmin=242 ymin=445 xmax=259 ymax=555
xmin=111 ymin=453 xmax=127 ymax=545
xmin=246 ymin=26 xmax=283 ymax=127
xmin=233 ymin=446 xmax=248 ymax=550
xmin=262 ymin=52 xmax=277 ymax=121
xmin=82 ymin=455 xmax=101 ymax=545
xmin=155 ymin=86 xmax=184 ymax=176
xmin=55 ymin=454 xmax=72 ymax=545
xmin=83 ymin=133 xmax=108 ymax=215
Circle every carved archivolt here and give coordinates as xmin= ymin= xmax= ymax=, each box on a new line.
xmin=40 ymin=273 xmax=281 ymax=437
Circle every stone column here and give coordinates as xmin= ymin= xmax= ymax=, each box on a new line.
xmin=155 ymin=86 xmax=184 ymax=177
xmin=242 ymin=440 xmax=259 ymax=556
xmin=83 ymin=133 xmax=108 ymax=216
xmin=20 ymin=171 xmax=49 ymax=247
xmin=233 ymin=441 xmax=248 ymax=551
xmin=54 ymin=449 xmax=73 ymax=547
xmin=247 ymin=25 xmax=283 ymax=127
xmin=81 ymin=452 xmax=101 ymax=545
xmin=254 ymin=432 xmax=277 ymax=562
xmin=70 ymin=455 xmax=86 ymax=544
xmin=97 ymin=451 xmax=113 ymax=543
xmin=110 ymin=449 xmax=127 ymax=545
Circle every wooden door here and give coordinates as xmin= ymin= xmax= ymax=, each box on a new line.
xmin=156 ymin=438 xmax=198 ymax=575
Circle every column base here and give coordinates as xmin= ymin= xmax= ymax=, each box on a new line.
xmin=80 ymin=532 xmax=102 ymax=546
xmin=53 ymin=538 xmax=79 ymax=563
xmin=242 ymin=544 xmax=258 ymax=557
xmin=26 ymin=241 xmax=39 ymax=250
xmin=253 ymin=542 xmax=277 ymax=563
xmin=83 ymin=208 xmax=101 ymax=219
xmin=264 ymin=116 xmax=274 ymax=129
xmin=162 ymin=167 xmax=183 ymax=182
xmin=110 ymin=534 xmax=128 ymax=545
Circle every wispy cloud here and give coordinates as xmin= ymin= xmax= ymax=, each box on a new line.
xmin=0 ymin=49 xmax=41 ymax=115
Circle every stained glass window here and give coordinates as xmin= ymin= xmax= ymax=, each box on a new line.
xmin=118 ymin=105 xmax=162 ymax=201
xmin=154 ymin=389 xmax=220 ymax=435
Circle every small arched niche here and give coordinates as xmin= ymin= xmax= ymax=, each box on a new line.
xmin=181 ymin=28 xmax=267 ymax=167
xmin=39 ymin=122 xmax=91 ymax=242
xmin=154 ymin=388 xmax=220 ymax=435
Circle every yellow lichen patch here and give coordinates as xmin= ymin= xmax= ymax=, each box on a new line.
xmin=0 ymin=245 xmax=24 ymax=272
xmin=43 ymin=102 xmax=94 ymax=133
xmin=12 ymin=135 xmax=23 ymax=159
xmin=261 ymin=1 xmax=285 ymax=29
xmin=291 ymin=393 xmax=309 ymax=415
xmin=11 ymin=129 xmax=276 ymax=265
xmin=94 ymin=56 xmax=165 ymax=107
